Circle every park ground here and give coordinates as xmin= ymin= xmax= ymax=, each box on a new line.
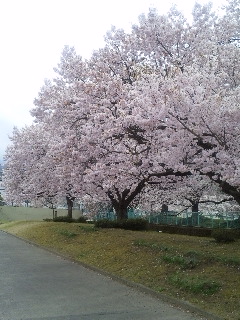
xmin=0 ymin=219 xmax=239 ymax=320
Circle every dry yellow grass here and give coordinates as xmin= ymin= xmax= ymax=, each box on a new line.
xmin=1 ymin=221 xmax=240 ymax=320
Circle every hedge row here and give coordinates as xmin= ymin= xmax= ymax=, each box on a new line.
xmin=95 ymin=220 xmax=240 ymax=239
xmin=94 ymin=218 xmax=149 ymax=231
xmin=211 ymin=229 xmax=240 ymax=242
xmin=51 ymin=216 xmax=88 ymax=223
xmin=151 ymin=224 xmax=240 ymax=239
xmin=149 ymin=224 xmax=213 ymax=237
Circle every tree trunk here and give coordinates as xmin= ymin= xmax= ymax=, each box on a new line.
xmin=191 ymin=202 xmax=199 ymax=213
xmin=113 ymin=203 xmax=128 ymax=221
xmin=107 ymin=180 xmax=148 ymax=221
xmin=191 ymin=201 xmax=199 ymax=226
xmin=66 ymin=195 xmax=73 ymax=219
xmin=161 ymin=204 xmax=168 ymax=213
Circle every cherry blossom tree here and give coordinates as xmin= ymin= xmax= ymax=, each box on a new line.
xmin=134 ymin=175 xmax=237 ymax=216
xmin=4 ymin=125 xmax=62 ymax=205
xmin=30 ymin=46 xmax=192 ymax=220
xmin=169 ymin=176 xmax=236 ymax=213
xmin=130 ymin=0 xmax=240 ymax=205
xmin=4 ymin=124 xmax=77 ymax=217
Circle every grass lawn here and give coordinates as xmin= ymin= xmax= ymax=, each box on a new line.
xmin=0 ymin=220 xmax=239 ymax=320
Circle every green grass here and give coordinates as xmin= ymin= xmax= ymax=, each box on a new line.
xmin=216 ymin=255 xmax=240 ymax=267
xmin=58 ymin=229 xmax=78 ymax=238
xmin=0 ymin=220 xmax=240 ymax=320
xmin=169 ymin=273 xmax=221 ymax=295
xmin=78 ymin=224 xmax=97 ymax=232
xmin=133 ymin=239 xmax=170 ymax=251
xmin=162 ymin=253 xmax=199 ymax=270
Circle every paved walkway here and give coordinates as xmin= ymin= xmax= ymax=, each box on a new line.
xmin=0 ymin=231 xmax=207 ymax=320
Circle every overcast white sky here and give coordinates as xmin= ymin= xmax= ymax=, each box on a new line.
xmin=0 ymin=0 xmax=226 ymax=161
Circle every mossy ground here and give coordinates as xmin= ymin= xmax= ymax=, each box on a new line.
xmin=1 ymin=221 xmax=239 ymax=320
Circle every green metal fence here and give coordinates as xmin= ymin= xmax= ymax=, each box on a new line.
xmin=95 ymin=210 xmax=116 ymax=221
xmin=95 ymin=208 xmax=148 ymax=221
xmin=95 ymin=209 xmax=240 ymax=229
xmin=148 ymin=211 xmax=240 ymax=228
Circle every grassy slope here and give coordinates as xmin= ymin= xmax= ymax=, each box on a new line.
xmin=0 ymin=221 xmax=239 ymax=320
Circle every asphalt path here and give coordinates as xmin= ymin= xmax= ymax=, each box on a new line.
xmin=0 ymin=231 xmax=208 ymax=320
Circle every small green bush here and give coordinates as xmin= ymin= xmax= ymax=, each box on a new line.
xmin=212 ymin=229 xmax=237 ymax=243
xmin=94 ymin=219 xmax=118 ymax=228
xmin=121 ymin=218 xmax=149 ymax=231
xmin=76 ymin=216 xmax=88 ymax=223
xmin=53 ymin=216 xmax=75 ymax=223
xmin=53 ymin=216 xmax=88 ymax=223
